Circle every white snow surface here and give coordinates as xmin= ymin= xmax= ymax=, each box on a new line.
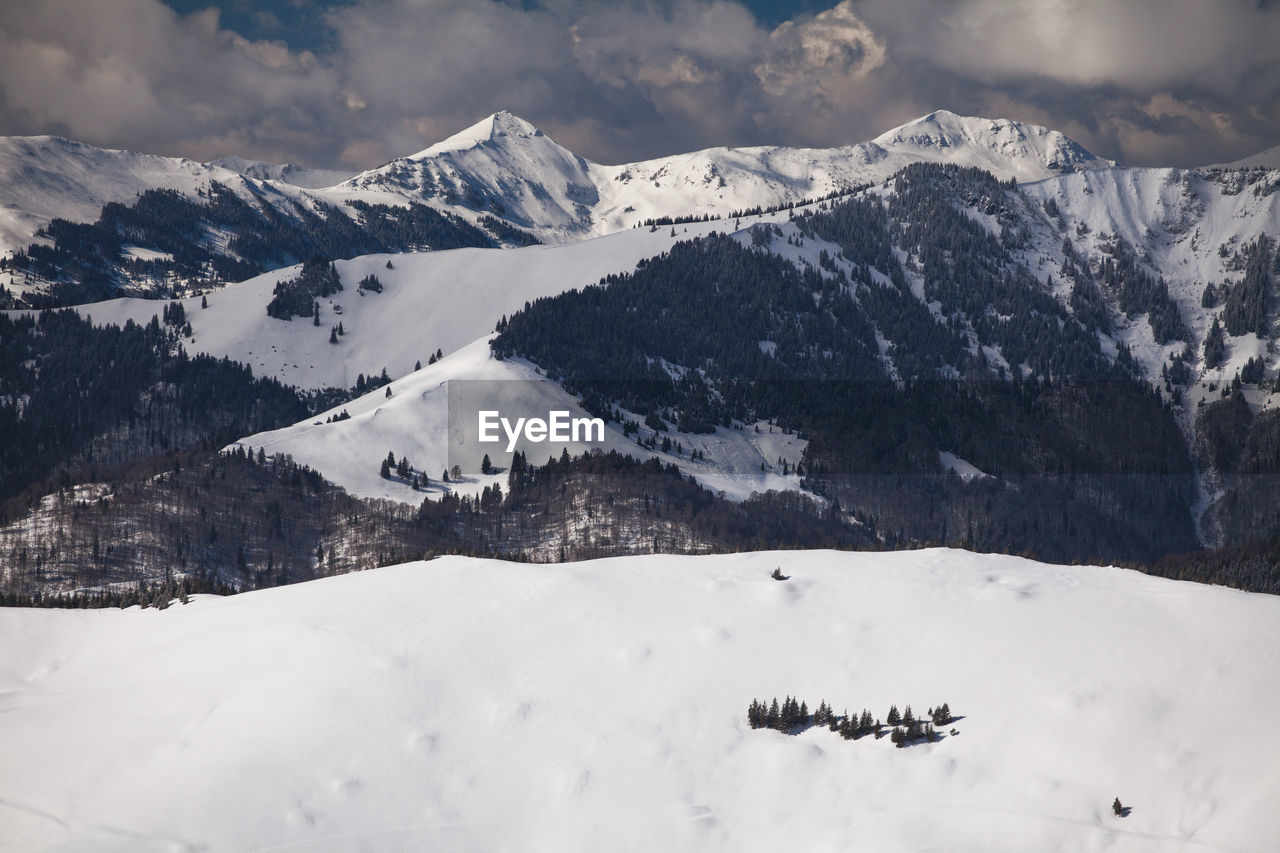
xmin=233 ymin=338 xmax=808 ymax=504
xmin=938 ymin=451 xmax=992 ymax=481
xmin=1 ymin=548 xmax=1276 ymax=852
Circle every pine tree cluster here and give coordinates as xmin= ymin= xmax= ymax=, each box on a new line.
xmin=266 ymin=256 xmax=344 ymax=320
xmin=1222 ymin=236 xmax=1273 ymax=337
xmin=747 ymin=696 xmax=955 ymax=747
xmin=380 ymin=451 xmax=429 ymax=490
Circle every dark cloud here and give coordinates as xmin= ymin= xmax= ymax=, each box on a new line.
xmin=0 ymin=0 xmax=1275 ymax=170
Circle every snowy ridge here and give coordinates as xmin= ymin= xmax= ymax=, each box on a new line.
xmin=870 ymin=110 xmax=1111 ymax=178
xmin=0 ymin=135 xmax=280 ymax=261
xmin=1207 ymin=144 xmax=1280 ymax=170
xmin=0 ymin=109 xmax=1128 ymax=281
xmin=209 ymin=155 xmax=355 ymax=189
xmin=1 ymin=549 xmax=1276 ymax=852
xmin=333 ymin=109 xmax=1116 ymax=242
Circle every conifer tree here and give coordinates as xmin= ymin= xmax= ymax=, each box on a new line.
xmin=1204 ymin=316 xmax=1225 ymax=369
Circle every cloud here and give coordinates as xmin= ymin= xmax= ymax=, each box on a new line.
xmin=0 ymin=0 xmax=339 ymax=163
xmin=849 ymin=0 xmax=1280 ymax=163
xmin=0 ymin=0 xmax=1276 ymax=170
xmin=857 ymin=0 xmax=1280 ymax=94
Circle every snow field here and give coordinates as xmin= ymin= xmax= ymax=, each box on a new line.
xmin=0 ymin=548 xmax=1277 ymax=852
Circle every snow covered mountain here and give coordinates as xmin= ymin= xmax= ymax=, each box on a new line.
xmin=0 ymin=139 xmax=344 ymax=262
xmin=2 ymin=549 xmax=1277 ymax=852
xmin=57 ymin=150 xmax=1280 ymax=552
xmin=3 ymin=110 xmax=1278 ymax=562
xmin=0 ymin=135 xmax=260 ymax=262
xmin=331 ymin=112 xmax=602 ymax=241
xmin=0 ymin=110 xmax=1121 ymax=304
xmin=332 ymin=109 xmax=1114 ymax=242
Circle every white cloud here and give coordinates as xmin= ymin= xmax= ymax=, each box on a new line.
xmin=0 ymin=0 xmax=1275 ymax=169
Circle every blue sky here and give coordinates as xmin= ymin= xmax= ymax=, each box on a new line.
xmin=2 ymin=1 xmax=1276 ymax=169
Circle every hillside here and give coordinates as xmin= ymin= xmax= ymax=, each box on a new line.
xmin=30 ymin=156 xmax=1280 ymax=558
xmin=1 ymin=549 xmax=1276 ymax=852
xmin=2 ymin=113 xmax=1278 ymax=580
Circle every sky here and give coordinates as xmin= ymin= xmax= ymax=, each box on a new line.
xmin=0 ymin=0 xmax=1276 ymax=171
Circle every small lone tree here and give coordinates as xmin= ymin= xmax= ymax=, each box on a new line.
xmin=1113 ymin=797 xmax=1125 ymax=817
xmin=481 ymin=454 xmax=493 ymax=475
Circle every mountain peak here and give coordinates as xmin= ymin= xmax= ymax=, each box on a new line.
xmin=872 ymin=110 xmax=1112 ymax=176
xmin=411 ymin=111 xmax=544 ymax=159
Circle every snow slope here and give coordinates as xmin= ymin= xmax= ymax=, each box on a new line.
xmin=232 ymin=337 xmax=808 ymax=504
xmin=1 ymin=548 xmax=1276 ymax=852
xmin=71 ymin=219 xmax=734 ymax=391
xmin=1017 ymin=165 xmax=1280 ymax=430
xmin=0 ymin=135 xmax=264 ymax=260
